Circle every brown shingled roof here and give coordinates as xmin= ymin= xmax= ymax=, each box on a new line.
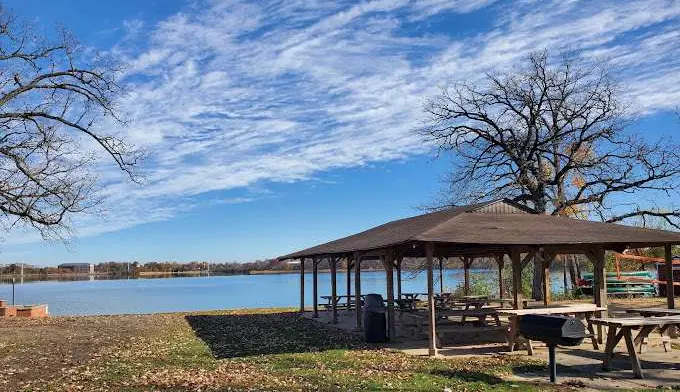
xmin=279 ymin=199 xmax=680 ymax=259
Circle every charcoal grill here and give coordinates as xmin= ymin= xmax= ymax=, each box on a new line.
xmin=519 ymin=314 xmax=586 ymax=383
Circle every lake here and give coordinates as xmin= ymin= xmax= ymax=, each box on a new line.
xmin=0 ymin=269 xmax=571 ymax=316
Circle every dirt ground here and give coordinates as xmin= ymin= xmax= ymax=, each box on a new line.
xmin=0 ymin=313 xmax=179 ymax=390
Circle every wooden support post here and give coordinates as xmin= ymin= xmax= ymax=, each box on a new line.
xmin=463 ymin=257 xmax=472 ymax=296
xmin=543 ymin=257 xmax=551 ymax=306
xmin=496 ymin=254 xmax=505 ymax=299
xmin=666 ymin=244 xmax=675 ymax=309
xmin=330 ymin=256 xmax=338 ymax=324
xmin=354 ymin=252 xmax=362 ymax=329
xmin=385 ymin=249 xmax=396 ymax=341
xmin=510 ymin=248 xmax=523 ymax=310
xmin=396 ymin=255 xmax=403 ymax=300
xmin=563 ymin=256 xmax=568 ymax=296
xmin=346 ymin=257 xmax=352 ymax=302
xmin=313 ymin=257 xmax=319 ymax=318
xmin=587 ymin=247 xmax=607 ymax=343
xmin=299 ymin=257 xmax=305 ymax=313
xmin=426 ymin=242 xmax=437 ymax=356
xmin=438 ymin=257 xmax=444 ymax=293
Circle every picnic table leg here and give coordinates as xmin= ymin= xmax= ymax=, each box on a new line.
xmin=585 ymin=313 xmax=600 ymax=350
xmin=660 ymin=325 xmax=672 ymax=353
xmin=526 ymin=339 xmax=534 ymax=356
xmin=507 ymin=316 xmax=519 ymax=351
xmin=633 ymin=326 xmax=655 ymax=354
xmin=623 ymin=327 xmax=644 ymax=379
xmin=597 ymin=312 xmax=604 ymax=344
xmin=602 ymin=326 xmax=617 ymax=371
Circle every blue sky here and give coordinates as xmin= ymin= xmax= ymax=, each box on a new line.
xmin=1 ymin=0 xmax=679 ymax=265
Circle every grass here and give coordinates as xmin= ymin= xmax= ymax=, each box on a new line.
xmin=1 ymin=308 xmax=569 ymax=391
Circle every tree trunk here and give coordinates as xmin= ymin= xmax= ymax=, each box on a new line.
xmin=532 ymin=259 xmax=543 ymax=300
xmin=532 ymin=197 xmax=547 ymax=300
xmin=568 ymin=255 xmax=577 ymax=286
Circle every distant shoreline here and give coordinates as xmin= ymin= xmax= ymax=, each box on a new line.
xmin=0 ymin=267 xmax=413 ymax=280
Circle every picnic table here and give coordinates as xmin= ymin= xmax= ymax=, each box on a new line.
xmin=499 ymin=304 xmax=606 ymax=355
xmin=398 ymin=293 xmax=427 ymax=310
xmin=436 ymin=294 xmax=514 ymax=311
xmin=590 ymin=315 xmax=680 ymax=379
xmin=320 ymin=295 xmax=363 ymax=310
xmin=438 ymin=307 xmax=502 ymax=326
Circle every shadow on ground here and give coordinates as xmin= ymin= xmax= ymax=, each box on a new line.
xmin=186 ymin=312 xmax=368 ymax=358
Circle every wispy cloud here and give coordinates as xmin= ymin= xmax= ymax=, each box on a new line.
xmin=6 ymin=0 xmax=680 ymax=244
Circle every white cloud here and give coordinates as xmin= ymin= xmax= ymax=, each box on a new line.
xmin=6 ymin=0 xmax=680 ymax=244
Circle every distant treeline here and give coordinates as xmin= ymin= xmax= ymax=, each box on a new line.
xmin=0 ymin=257 xmax=462 ymax=276
xmin=0 ymin=260 xmax=291 ymax=276
xmin=0 ymin=250 xmax=655 ymax=278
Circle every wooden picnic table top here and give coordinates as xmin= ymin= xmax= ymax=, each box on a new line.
xmin=499 ymin=304 xmax=606 ymax=316
xmin=625 ymin=307 xmax=680 ymax=315
xmin=591 ymin=315 xmax=680 ymax=327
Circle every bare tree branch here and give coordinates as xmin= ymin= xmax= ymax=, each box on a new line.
xmin=0 ymin=8 xmax=141 ymax=240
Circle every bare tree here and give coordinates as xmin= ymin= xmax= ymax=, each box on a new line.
xmin=0 ymin=9 xmax=140 ymax=239
xmin=424 ymin=52 xmax=680 ymax=299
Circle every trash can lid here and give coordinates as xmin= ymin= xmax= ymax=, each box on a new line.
xmin=363 ymin=294 xmax=385 ymax=308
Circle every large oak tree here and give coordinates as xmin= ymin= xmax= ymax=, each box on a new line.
xmin=424 ymin=52 xmax=680 ymax=299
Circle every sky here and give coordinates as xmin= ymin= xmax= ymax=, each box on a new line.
xmin=1 ymin=0 xmax=679 ymax=265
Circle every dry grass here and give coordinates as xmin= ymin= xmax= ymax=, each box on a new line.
xmin=0 ymin=308 xmax=575 ymax=392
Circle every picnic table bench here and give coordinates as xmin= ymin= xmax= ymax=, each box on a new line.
xmin=590 ymin=315 xmax=680 ymax=379
xmin=625 ymin=307 xmax=680 ymax=317
xmin=499 ymin=304 xmax=605 ymax=355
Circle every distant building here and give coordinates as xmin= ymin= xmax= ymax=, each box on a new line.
xmin=58 ymin=263 xmax=94 ymax=274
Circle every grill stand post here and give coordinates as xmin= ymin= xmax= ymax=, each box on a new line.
xmin=548 ymin=344 xmax=557 ymax=383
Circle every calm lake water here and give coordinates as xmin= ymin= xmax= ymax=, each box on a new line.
xmin=0 ymin=270 xmax=570 ymax=316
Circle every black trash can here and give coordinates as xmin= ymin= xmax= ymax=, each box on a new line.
xmin=363 ymin=293 xmax=387 ymax=343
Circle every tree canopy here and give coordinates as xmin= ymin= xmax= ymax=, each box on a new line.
xmin=425 ymin=52 xmax=680 ymax=228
